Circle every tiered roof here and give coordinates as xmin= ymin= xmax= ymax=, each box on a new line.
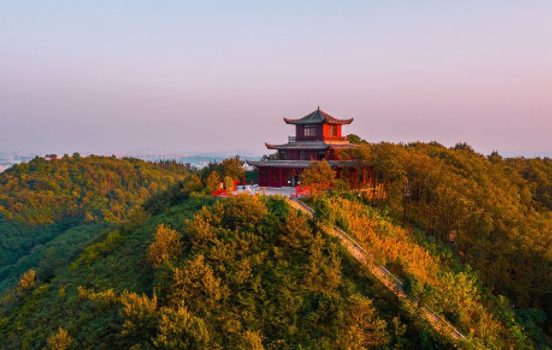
xmin=265 ymin=141 xmax=357 ymax=150
xmin=283 ymin=107 xmax=353 ymax=125
xmin=246 ymin=159 xmax=357 ymax=168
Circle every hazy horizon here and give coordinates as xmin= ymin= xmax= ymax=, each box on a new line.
xmin=2 ymin=1 xmax=551 ymax=157
xmin=4 ymin=143 xmax=552 ymax=160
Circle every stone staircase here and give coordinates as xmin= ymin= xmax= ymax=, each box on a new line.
xmin=288 ymin=199 xmax=468 ymax=345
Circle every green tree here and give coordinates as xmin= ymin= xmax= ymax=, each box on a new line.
xmin=220 ymin=156 xmax=245 ymax=181
xmin=120 ymin=292 xmax=158 ymax=347
xmin=261 ymin=153 xmax=276 ymax=160
xmin=182 ymin=174 xmax=203 ymax=194
xmin=205 ymin=171 xmax=221 ymax=192
xmin=338 ymin=295 xmax=389 ymax=349
xmin=301 ymin=160 xmax=336 ymax=193
xmin=154 ymin=305 xmax=210 ymax=349
xmin=347 ymin=133 xmax=368 ymax=145
xmin=314 ymin=196 xmax=335 ymax=229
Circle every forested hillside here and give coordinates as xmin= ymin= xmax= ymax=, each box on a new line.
xmin=0 ymin=181 xmax=452 ymax=349
xmin=0 ymin=155 xmax=190 ymax=224
xmin=339 ymin=137 xmax=552 ymax=347
xmin=0 ymin=155 xmax=191 ymax=293
xmin=1 ymin=148 xmax=551 ymax=349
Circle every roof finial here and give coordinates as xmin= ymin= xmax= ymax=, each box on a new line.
xmin=317 ymin=106 xmax=320 ymax=111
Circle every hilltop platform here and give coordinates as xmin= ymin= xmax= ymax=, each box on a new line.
xmin=233 ymin=186 xmax=296 ymax=197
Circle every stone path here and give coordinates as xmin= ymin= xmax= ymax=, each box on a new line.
xmin=288 ymin=199 xmax=469 ymax=345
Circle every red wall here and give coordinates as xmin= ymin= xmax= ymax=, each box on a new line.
xmin=294 ymin=124 xmax=345 ymax=141
xmin=279 ymin=149 xmax=327 ymax=160
xmin=323 ymin=124 xmax=342 ymax=138
xmin=258 ymin=165 xmax=374 ymax=188
xmin=295 ymin=124 xmax=325 ymax=141
xmin=257 ymin=167 xmax=306 ymax=187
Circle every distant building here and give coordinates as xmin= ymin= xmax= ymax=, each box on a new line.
xmin=247 ymin=108 xmax=372 ymax=187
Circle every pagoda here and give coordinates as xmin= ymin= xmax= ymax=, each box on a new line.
xmin=247 ymin=107 xmax=371 ymax=188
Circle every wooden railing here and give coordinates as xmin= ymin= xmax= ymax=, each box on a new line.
xmin=290 ymin=199 xmax=468 ymax=344
xmin=324 ymin=135 xmax=349 ymax=142
xmin=288 ymin=135 xmax=349 ymax=142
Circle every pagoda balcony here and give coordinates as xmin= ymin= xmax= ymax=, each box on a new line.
xmin=289 ymin=135 xmax=349 ymax=142
xmin=325 ymin=135 xmax=349 ymax=142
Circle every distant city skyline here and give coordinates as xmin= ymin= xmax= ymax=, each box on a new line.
xmin=0 ymin=149 xmax=263 ymax=174
xmin=1 ymin=1 xmax=551 ymax=156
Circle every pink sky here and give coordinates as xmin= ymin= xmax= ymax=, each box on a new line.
xmin=1 ymin=1 xmax=551 ymax=156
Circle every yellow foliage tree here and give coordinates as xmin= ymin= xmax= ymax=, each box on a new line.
xmin=154 ymin=305 xmax=210 ymax=349
xmin=338 ymin=295 xmax=388 ymax=349
xmin=279 ymin=209 xmax=312 ymax=251
xmin=44 ymin=327 xmax=73 ymax=350
xmin=120 ymin=292 xmax=158 ymax=342
xmin=301 ymin=160 xmax=336 ymax=193
xmin=224 ymin=176 xmax=235 ymax=191
xmin=17 ymin=269 xmax=36 ymax=293
xmin=206 ymin=171 xmax=221 ymax=192
xmin=169 ymin=255 xmax=228 ymax=313
xmin=239 ymin=331 xmax=265 ymax=350
xmin=147 ymin=224 xmax=183 ymax=269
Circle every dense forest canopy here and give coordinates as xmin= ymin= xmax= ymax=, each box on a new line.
xmin=0 ymin=182 xmax=454 ymax=349
xmin=0 ymin=155 xmax=191 ymax=224
xmin=0 ymin=155 xmax=191 ymax=294
xmin=340 ymin=136 xmax=552 ymax=344
xmin=1 ymin=146 xmax=552 ymax=349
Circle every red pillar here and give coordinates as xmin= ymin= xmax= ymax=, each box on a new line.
xmin=268 ymin=168 xmax=272 ymax=187
xmin=278 ymin=168 xmax=283 ymax=187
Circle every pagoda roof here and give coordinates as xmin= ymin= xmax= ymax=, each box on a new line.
xmin=246 ymin=160 xmax=314 ymax=168
xmin=266 ymin=141 xmax=328 ymax=150
xmin=265 ymin=141 xmax=357 ymax=150
xmin=246 ymin=159 xmax=358 ymax=168
xmin=284 ymin=108 xmax=353 ymax=125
